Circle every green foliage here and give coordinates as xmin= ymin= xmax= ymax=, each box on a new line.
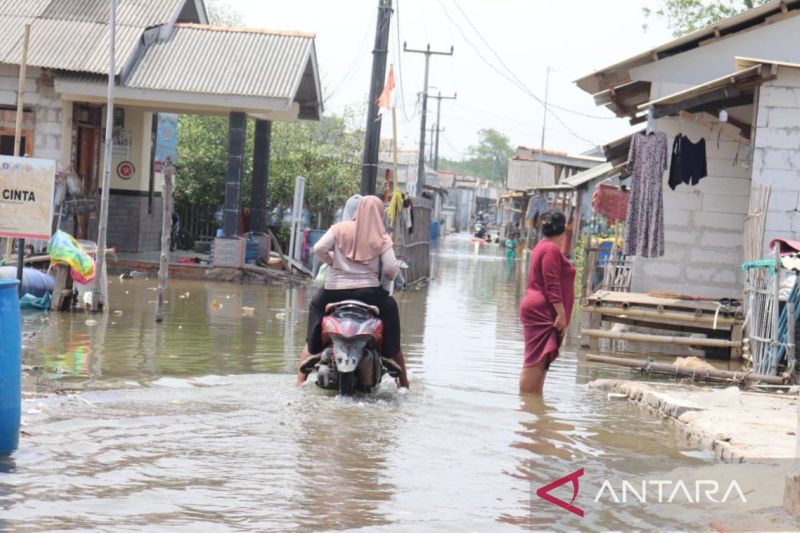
xmin=643 ymin=0 xmax=768 ymax=36
xmin=174 ymin=110 xmax=363 ymax=224
xmin=439 ymin=128 xmax=513 ymax=183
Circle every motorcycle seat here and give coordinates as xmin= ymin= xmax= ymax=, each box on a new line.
xmin=325 ymin=300 xmax=380 ymax=316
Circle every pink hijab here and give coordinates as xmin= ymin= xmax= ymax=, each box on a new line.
xmin=332 ymin=195 xmax=393 ymax=263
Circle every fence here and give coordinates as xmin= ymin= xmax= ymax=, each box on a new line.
xmin=396 ymin=198 xmax=431 ymax=285
xmin=177 ymin=203 xmax=217 ymax=243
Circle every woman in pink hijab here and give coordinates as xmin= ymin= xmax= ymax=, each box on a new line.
xmin=296 ymin=195 xmax=409 ymax=388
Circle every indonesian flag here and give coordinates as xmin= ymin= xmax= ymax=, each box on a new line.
xmin=377 ymin=65 xmax=396 ymax=115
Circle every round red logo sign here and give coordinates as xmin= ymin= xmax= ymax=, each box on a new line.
xmin=117 ymin=161 xmax=135 ymax=180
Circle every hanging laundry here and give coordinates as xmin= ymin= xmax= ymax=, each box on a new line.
xmin=526 ymin=193 xmax=548 ymax=221
xmin=623 ymin=131 xmax=667 ymax=258
xmin=668 ymin=134 xmax=708 ymax=190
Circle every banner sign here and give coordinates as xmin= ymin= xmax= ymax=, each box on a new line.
xmin=0 ymin=155 xmax=55 ymax=240
xmin=154 ymin=113 xmax=178 ymax=172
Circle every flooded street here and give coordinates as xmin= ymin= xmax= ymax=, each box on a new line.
xmin=7 ymin=236 xmax=714 ymax=531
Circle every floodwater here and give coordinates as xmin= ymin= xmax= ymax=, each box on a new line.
xmin=6 ymin=235 xmax=718 ymax=531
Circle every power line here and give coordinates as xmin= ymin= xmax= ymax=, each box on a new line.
xmin=393 ymin=0 xmax=416 ymax=122
xmin=435 ymin=0 xmax=599 ymax=147
xmin=449 ymin=0 xmax=616 ymax=121
xmin=325 ymin=25 xmax=372 ymax=103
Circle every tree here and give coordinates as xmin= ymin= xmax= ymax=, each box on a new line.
xmin=175 ymin=110 xmax=363 ymax=227
xmin=643 ymin=0 xmax=769 ymax=36
xmin=439 ymin=128 xmax=513 ymax=183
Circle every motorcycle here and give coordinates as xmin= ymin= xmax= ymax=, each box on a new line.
xmin=299 ymin=300 xmax=402 ymax=395
xmin=474 ymin=222 xmax=487 ymax=239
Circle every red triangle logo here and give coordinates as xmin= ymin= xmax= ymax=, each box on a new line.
xmin=535 ymin=468 xmax=584 ymax=517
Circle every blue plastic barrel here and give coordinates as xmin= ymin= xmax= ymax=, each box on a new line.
xmin=0 ymin=279 xmax=21 ymax=453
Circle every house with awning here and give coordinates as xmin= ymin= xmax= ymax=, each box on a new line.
xmin=576 ymin=0 xmax=800 ymax=299
xmin=0 ymin=0 xmax=322 ymax=252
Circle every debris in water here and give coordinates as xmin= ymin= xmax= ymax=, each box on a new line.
xmin=241 ymin=306 xmax=255 ymax=317
xmin=226 ymin=295 xmax=231 ymax=299
xmin=178 ymin=325 xmax=183 ymax=329
xmin=211 ymin=299 xmax=223 ymax=310
xmin=85 ymin=319 xmax=98 ymax=327
xmin=147 ymin=287 xmax=157 ymax=291
xmin=607 ymin=393 xmax=627 ymax=400
xmin=113 ymin=310 xmax=123 ymax=316
xmin=275 ymin=312 xmax=286 ymax=320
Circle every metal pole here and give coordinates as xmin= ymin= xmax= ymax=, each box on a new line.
xmin=540 ymin=66 xmax=551 ymax=151
xmin=432 ymin=92 xmax=455 ymax=170
xmin=360 ymin=0 xmax=393 ymax=196
xmin=417 ymin=48 xmax=430 ymax=192
xmin=91 ymin=0 xmax=116 ymax=311
xmin=12 ymin=24 xmax=30 ymax=296
xmin=405 ymin=44 xmax=453 ymax=194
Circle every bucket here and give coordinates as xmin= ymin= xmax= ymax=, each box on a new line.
xmin=0 ymin=279 xmax=20 ymax=453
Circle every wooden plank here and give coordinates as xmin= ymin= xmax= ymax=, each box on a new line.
xmin=600 ymin=316 xmax=728 ymax=336
xmin=587 ymin=290 xmax=726 ymax=313
xmin=581 ymin=328 xmax=741 ymax=348
xmin=580 ymin=305 xmax=739 ymax=326
xmin=584 ymin=354 xmax=785 ymax=384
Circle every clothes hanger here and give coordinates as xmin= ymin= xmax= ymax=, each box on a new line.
xmin=646 ymin=109 xmax=656 ymax=135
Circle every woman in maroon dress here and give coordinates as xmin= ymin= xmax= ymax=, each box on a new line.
xmin=518 ymin=211 xmax=576 ymax=395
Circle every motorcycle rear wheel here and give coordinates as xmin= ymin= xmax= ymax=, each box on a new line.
xmin=338 ymin=371 xmax=356 ymax=396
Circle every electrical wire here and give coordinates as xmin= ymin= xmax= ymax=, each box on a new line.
xmin=451 ymin=1 xmax=616 ymax=121
xmin=393 ymin=0 xmax=416 ymax=121
xmin=435 ymin=0 xmax=601 ymax=147
xmin=324 ymin=24 xmax=373 ymax=103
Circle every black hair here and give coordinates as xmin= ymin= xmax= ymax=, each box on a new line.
xmin=541 ymin=210 xmax=567 ymax=237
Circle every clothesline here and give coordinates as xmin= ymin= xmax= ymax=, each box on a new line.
xmin=678 ymin=111 xmax=750 ymax=146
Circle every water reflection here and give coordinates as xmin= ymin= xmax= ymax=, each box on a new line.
xmin=10 ymin=234 xmax=714 ymax=531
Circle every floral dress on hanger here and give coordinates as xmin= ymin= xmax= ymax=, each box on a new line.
xmin=623 ymin=131 xmax=668 ymax=258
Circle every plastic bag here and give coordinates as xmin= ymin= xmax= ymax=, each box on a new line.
xmin=48 ymin=230 xmax=96 ymax=284
xmin=315 ymin=263 xmax=330 ymax=289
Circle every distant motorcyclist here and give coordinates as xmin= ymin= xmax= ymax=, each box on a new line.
xmin=296 ymin=195 xmax=410 ymax=388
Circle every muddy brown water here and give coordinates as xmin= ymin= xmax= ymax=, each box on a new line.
xmin=6 ymin=235 xmax=718 ymax=531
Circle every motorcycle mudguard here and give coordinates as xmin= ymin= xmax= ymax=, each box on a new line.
xmin=332 ymin=337 xmax=368 ymax=373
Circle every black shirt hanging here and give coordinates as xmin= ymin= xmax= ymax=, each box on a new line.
xmin=668 ymin=134 xmax=707 ymax=190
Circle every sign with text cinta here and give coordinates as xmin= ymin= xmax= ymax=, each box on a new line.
xmin=0 ymin=155 xmax=55 ymax=240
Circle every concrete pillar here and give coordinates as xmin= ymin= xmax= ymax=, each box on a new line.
xmin=223 ymin=111 xmax=247 ymax=237
xmin=249 ymin=119 xmax=272 ymax=233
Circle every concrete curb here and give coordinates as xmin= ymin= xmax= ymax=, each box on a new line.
xmin=588 ymin=379 xmax=797 ymax=462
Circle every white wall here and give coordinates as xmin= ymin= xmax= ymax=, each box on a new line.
xmin=631 ymin=13 xmax=800 ymax=85
xmin=629 ymin=84 xmax=751 ymax=298
xmin=752 ymin=66 xmax=800 ymax=249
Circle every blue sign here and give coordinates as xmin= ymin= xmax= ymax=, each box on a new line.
xmin=154 ymin=113 xmax=178 ymax=164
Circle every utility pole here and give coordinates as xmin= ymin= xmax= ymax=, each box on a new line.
xmin=540 ymin=66 xmax=551 ymax=152
xmin=404 ymin=43 xmax=453 ymax=193
xmin=426 ymin=124 xmax=439 ymax=165
xmin=429 ymin=91 xmax=456 ymax=170
xmin=360 ymin=0 xmax=393 ymax=196
xmin=91 ymin=0 xmax=116 ymax=311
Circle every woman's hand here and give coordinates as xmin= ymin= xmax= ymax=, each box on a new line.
xmin=553 ymin=312 xmax=568 ymax=332
xmin=552 ymin=303 xmax=568 ymax=332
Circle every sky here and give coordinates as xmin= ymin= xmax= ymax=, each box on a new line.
xmin=211 ymin=0 xmax=674 ymax=160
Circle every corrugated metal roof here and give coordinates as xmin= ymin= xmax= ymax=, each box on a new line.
xmin=125 ymin=25 xmax=315 ymax=99
xmin=0 ymin=0 xmax=182 ymax=27
xmin=507 ymin=158 xmax=556 ymax=191
xmin=560 ymin=162 xmax=614 ymax=189
xmin=0 ymin=0 xmax=50 ymax=18
xmin=0 ymin=0 xmax=184 ymax=74
xmin=2 ymin=18 xmax=142 ymax=74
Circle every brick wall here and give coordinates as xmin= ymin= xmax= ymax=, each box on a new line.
xmin=752 ymin=67 xmax=800 ymax=250
xmin=629 ymin=107 xmax=750 ymax=298
xmin=107 ymin=193 xmax=163 ymax=252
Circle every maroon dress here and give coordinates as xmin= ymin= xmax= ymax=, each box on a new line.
xmin=519 ymin=240 xmax=577 ymax=369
